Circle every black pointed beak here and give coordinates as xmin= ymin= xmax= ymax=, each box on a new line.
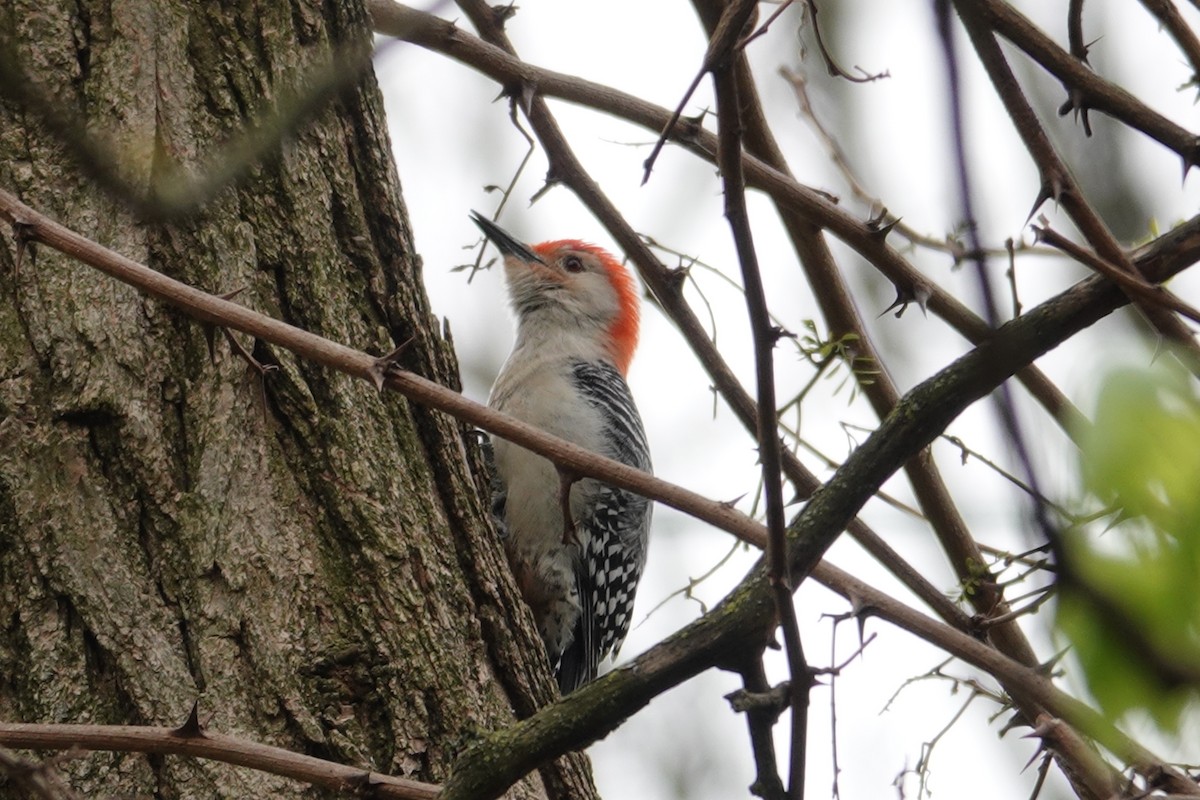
xmin=470 ymin=211 xmax=545 ymax=264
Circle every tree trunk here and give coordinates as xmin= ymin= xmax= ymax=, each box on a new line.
xmin=0 ymin=1 xmax=594 ymax=797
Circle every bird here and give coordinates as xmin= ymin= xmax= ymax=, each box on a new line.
xmin=471 ymin=211 xmax=653 ymax=694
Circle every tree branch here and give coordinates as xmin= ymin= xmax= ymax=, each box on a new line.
xmin=0 ymin=720 xmax=437 ymax=800
xmin=964 ymin=0 xmax=1200 ymax=169
xmin=711 ymin=28 xmax=808 ymax=800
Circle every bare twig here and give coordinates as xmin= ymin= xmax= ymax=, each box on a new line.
xmin=800 ymin=0 xmax=889 ymax=82
xmin=781 ymin=65 xmax=1001 ymax=263
xmin=1065 ymin=0 xmax=1094 ymax=134
xmin=939 ymin=0 xmax=1063 ymax=575
xmin=641 ymin=0 xmax=757 ymax=184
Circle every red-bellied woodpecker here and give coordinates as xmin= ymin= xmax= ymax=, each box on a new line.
xmin=471 ymin=211 xmax=653 ymax=694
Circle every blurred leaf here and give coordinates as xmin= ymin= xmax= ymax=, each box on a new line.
xmin=1059 ymin=363 xmax=1200 ymax=731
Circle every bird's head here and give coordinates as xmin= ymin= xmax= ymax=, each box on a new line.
xmin=471 ymin=212 xmax=641 ymax=374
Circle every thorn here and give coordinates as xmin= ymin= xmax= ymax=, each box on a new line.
xmin=720 ymin=492 xmax=749 ymax=509
xmin=496 ymin=80 xmax=535 ymax=116
xmin=843 ymin=593 xmax=874 ymax=646
xmin=1025 ymin=181 xmax=1059 ymax=225
xmin=222 ymin=329 xmax=277 ymax=378
xmin=492 ymin=2 xmax=519 ymax=26
xmin=1023 ymin=714 xmax=1060 ymax=740
xmin=204 ymin=325 xmax=218 ymax=364
xmin=1036 ymin=647 xmax=1069 ymax=676
xmin=1057 ymin=90 xmax=1093 ymax=136
xmin=368 ymin=337 xmax=415 ymax=392
xmin=867 ymin=207 xmax=901 ymax=240
xmin=1020 ymin=742 xmax=1048 ymax=773
xmin=871 ymin=217 xmax=902 ymax=240
xmin=997 ymin=708 xmax=1031 ymax=737
xmin=913 ymin=285 xmax=931 ymax=315
xmin=1182 ymin=141 xmax=1200 ymax=183
xmin=1082 ymin=35 xmax=1102 ymax=63
xmin=171 ymin=701 xmax=206 ymax=739
xmin=676 ymin=109 xmax=707 ymax=144
xmin=517 ymin=82 xmax=536 ymax=116
xmin=879 ymin=283 xmax=930 ymax=319
xmin=855 ymin=609 xmax=869 ymax=647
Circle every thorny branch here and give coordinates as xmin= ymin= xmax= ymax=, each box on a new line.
xmin=966 ymin=0 xmax=1200 ymax=169
xmin=0 ymin=186 xmax=1070 ymax=794
xmin=711 ymin=24 xmax=809 ymax=798
xmin=0 ymin=717 xmax=437 ymax=800
xmin=368 ymin=17 xmax=1117 ymax=723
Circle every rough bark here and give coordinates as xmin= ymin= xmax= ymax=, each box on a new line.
xmin=0 ymin=1 xmax=594 ymax=797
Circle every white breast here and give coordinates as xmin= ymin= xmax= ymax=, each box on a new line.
xmin=488 ymin=345 xmax=605 ymax=563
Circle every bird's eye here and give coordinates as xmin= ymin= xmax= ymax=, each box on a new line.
xmin=563 ymin=255 xmax=585 ymax=273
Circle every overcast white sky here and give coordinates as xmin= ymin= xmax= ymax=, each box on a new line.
xmin=377 ymin=2 xmax=1200 ymax=798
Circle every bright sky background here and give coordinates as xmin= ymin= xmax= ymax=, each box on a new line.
xmin=376 ymin=2 xmax=1200 ymax=798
